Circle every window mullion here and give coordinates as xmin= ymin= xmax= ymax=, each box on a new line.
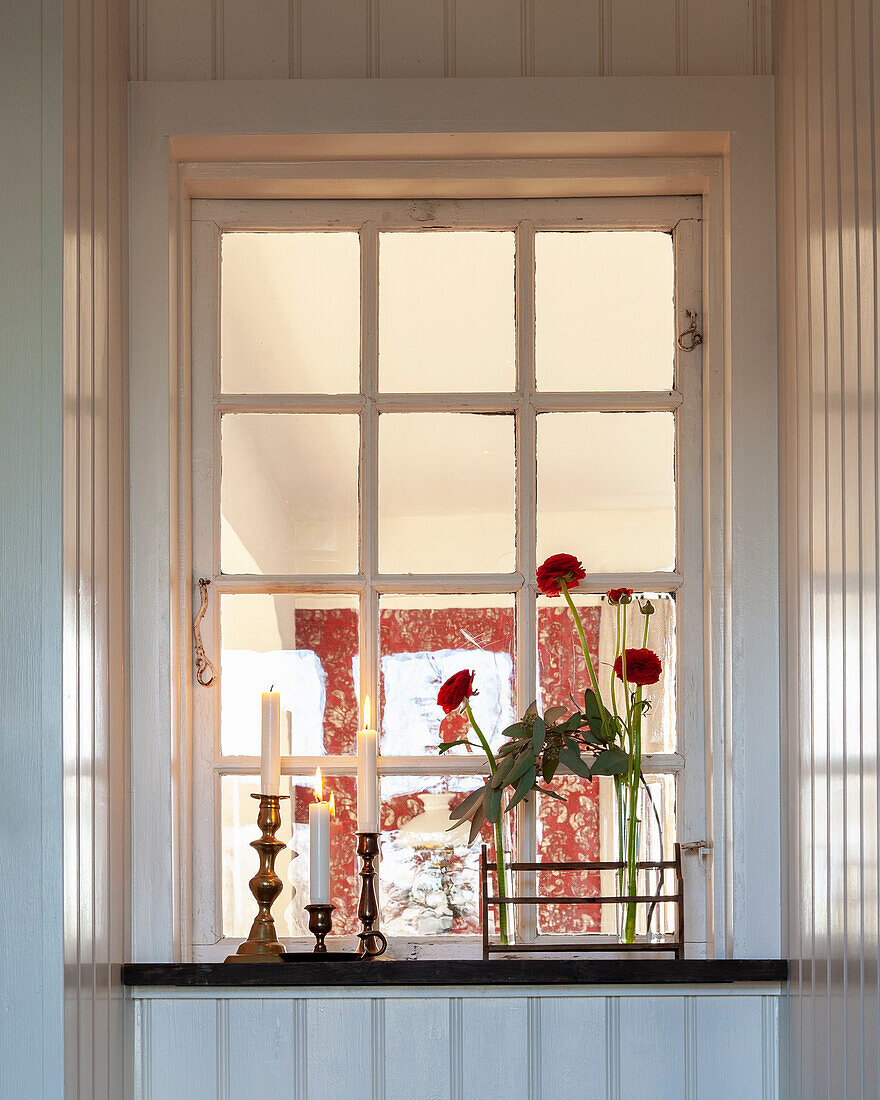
xmin=360 ymin=222 xmax=380 ymax=720
xmin=515 ymin=220 xmax=538 ymax=941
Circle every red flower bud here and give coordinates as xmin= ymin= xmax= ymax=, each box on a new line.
xmin=613 ymin=648 xmax=662 ymax=686
xmin=437 ymin=669 xmax=477 ymax=714
xmin=606 ymin=588 xmax=634 ymax=605
xmin=536 ymin=553 xmax=586 ymax=596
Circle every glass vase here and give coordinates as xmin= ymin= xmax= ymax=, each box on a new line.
xmin=614 ymin=773 xmax=641 ymax=944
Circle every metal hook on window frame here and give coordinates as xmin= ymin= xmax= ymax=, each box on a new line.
xmin=677 ymin=309 xmax=703 ymax=352
xmin=193 ymin=577 xmax=216 ymax=687
xmin=679 ymin=838 xmax=713 ymax=873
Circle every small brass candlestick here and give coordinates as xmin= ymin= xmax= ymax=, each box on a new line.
xmin=305 ymin=903 xmax=336 ymax=952
xmin=226 ymin=793 xmax=291 ymax=963
xmin=356 ymin=832 xmax=388 ymax=958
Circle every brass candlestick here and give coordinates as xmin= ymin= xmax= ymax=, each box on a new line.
xmin=356 ymin=832 xmax=387 ymax=958
xmin=305 ymin=903 xmax=335 ymax=952
xmin=226 ymin=793 xmax=291 ymax=963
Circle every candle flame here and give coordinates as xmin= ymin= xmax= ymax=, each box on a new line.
xmin=314 ymin=766 xmax=323 ymax=802
xmin=363 ymin=695 xmax=371 ymax=730
xmin=329 ymin=792 xmax=336 ymax=817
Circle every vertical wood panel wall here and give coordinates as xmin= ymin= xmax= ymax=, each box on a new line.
xmin=776 ymin=0 xmax=880 ymax=1095
xmin=132 ymin=988 xmax=781 ymax=1100
xmin=131 ymin=0 xmax=772 ymax=81
xmin=62 ymin=0 xmax=130 ymax=1095
xmin=0 ymin=0 xmax=64 ymax=1094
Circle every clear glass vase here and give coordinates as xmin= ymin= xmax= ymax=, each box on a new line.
xmin=614 ymin=776 xmax=667 ymax=944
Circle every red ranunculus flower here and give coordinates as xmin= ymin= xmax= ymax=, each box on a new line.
xmin=536 ymin=553 xmax=586 ymax=596
xmin=613 ymin=648 xmax=662 ymax=686
xmin=437 ymin=669 xmax=477 ymax=714
xmin=606 ymin=588 xmax=634 ymax=604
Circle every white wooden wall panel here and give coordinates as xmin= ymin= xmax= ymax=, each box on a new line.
xmin=685 ymin=0 xmax=751 ymax=76
xmin=148 ymin=1000 xmax=219 ymax=1098
xmin=537 ymin=997 xmax=607 ymax=1098
xmin=225 ymin=1000 xmax=297 ymax=1094
xmin=454 ymin=0 xmax=522 ymax=77
xmin=378 ymin=0 xmax=446 ymax=77
xmin=776 ymin=0 xmax=880 ymax=1096
xmin=616 ymin=995 xmax=686 ymax=1097
xmin=220 ymin=0 xmax=290 ymax=79
xmin=610 ymin=0 xmax=679 ymax=76
xmin=299 ymin=0 xmax=368 ymax=78
xmin=532 ymin=0 xmax=600 ymax=77
xmin=305 ymin=998 xmax=375 ymax=1095
xmin=131 ymin=989 xmax=781 ymax=1100
xmin=132 ymin=0 xmax=769 ymax=80
xmin=384 ymin=998 xmax=451 ymax=1099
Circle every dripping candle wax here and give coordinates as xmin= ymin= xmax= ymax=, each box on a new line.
xmin=356 ymin=696 xmax=379 ymax=833
xmin=309 ymin=767 xmax=331 ymax=905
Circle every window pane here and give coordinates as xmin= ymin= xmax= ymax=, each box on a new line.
xmin=536 ymin=774 xmax=677 ymax=937
xmin=537 ymin=411 xmax=675 ymax=572
xmin=379 ymin=594 xmax=515 ymax=755
xmin=221 ymin=413 xmax=359 ymax=574
xmin=538 ymin=591 xmax=676 ymax=753
xmin=221 ymin=774 xmax=360 ymax=938
xmin=220 ymin=232 xmax=360 ymax=394
xmin=220 ymin=593 xmax=359 ymax=756
xmin=535 ymin=231 xmax=674 ymax=391
xmin=379 ymin=776 xmax=507 ymax=938
xmin=378 ymin=231 xmax=515 ymax=392
xmin=379 ymin=413 xmax=515 ymax=573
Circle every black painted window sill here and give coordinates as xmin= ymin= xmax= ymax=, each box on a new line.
xmin=123 ymin=958 xmax=787 ymax=988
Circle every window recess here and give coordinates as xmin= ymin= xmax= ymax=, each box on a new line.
xmin=188 ymin=195 xmax=705 ymax=960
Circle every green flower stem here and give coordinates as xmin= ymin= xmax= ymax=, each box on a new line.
xmin=559 ymin=580 xmax=608 ymax=740
xmin=464 ymin=701 xmax=509 ymax=946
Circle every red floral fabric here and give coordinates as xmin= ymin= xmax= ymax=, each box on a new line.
xmin=288 ymin=604 xmax=602 ymax=936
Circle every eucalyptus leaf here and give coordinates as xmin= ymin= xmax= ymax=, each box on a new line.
xmin=542 ymin=746 xmax=560 ymax=784
xmin=543 ymin=705 xmax=568 ymax=726
xmin=467 ymin=805 xmax=486 ymax=846
xmin=490 ymin=753 xmax=516 ymax=788
xmin=590 ymin=746 xmax=630 ymax=776
xmin=506 ymin=765 xmax=537 ymax=812
xmin=558 ymin=745 xmax=594 ymax=780
xmin=496 ymin=741 xmax=520 ymax=757
xmin=535 ymin=785 xmax=566 ymax=800
xmin=524 ymin=700 xmax=538 ymax=718
xmin=500 ymin=723 xmax=524 ymax=740
xmin=449 ymin=785 xmax=485 ymax=821
xmin=506 ymin=748 xmax=536 ymax=785
xmin=531 ymin=715 xmax=547 ymax=754
xmin=483 ymin=781 xmax=503 ymax=824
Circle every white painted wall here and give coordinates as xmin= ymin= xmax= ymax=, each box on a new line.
xmin=776 ymin=0 xmax=880 ymax=1096
xmin=0 ymin=0 xmax=64 ymax=1095
xmin=131 ymin=984 xmax=781 ymax=1100
xmin=131 ymin=0 xmax=772 ymax=81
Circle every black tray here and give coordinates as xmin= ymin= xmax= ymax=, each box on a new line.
xmin=281 ymin=951 xmax=360 ymax=962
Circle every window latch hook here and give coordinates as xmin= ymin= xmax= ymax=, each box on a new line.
xmin=193 ymin=577 xmax=216 ymax=687
xmin=677 ymin=309 xmax=703 ymax=352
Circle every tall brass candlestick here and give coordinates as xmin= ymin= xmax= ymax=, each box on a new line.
xmin=356 ymin=832 xmax=387 ymax=958
xmin=226 ymin=793 xmax=291 ymax=963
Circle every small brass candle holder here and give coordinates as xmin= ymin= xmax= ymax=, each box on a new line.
xmin=305 ymin=903 xmax=335 ymax=952
xmin=226 ymin=793 xmax=291 ymax=963
xmin=356 ymin=832 xmax=387 ymax=958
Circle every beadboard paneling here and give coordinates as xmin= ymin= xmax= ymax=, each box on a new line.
xmin=776 ymin=0 xmax=880 ymax=1096
xmin=220 ymin=0 xmax=290 ymax=79
xmin=132 ymin=988 xmax=781 ymax=1100
xmin=134 ymin=0 xmax=769 ymax=79
xmin=299 ymin=0 xmax=368 ymax=78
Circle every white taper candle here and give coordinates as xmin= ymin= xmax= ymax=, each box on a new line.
xmin=260 ymin=691 xmax=281 ymax=795
xmin=357 ymin=696 xmax=379 ymax=832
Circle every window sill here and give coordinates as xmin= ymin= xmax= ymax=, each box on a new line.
xmin=123 ymin=957 xmax=786 ymax=988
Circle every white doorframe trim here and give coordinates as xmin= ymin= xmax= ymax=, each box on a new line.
xmin=128 ymin=75 xmax=778 ymax=964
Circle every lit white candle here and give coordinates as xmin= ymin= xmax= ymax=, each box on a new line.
xmin=357 ymin=696 xmax=379 ymax=833
xmin=309 ymin=767 xmax=331 ymax=905
xmin=260 ymin=690 xmax=281 ymax=795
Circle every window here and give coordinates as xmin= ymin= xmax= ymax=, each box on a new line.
xmin=189 ymin=196 xmax=703 ymax=957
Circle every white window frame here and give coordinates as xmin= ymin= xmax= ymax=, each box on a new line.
xmin=187 ymin=194 xmax=706 ymax=960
